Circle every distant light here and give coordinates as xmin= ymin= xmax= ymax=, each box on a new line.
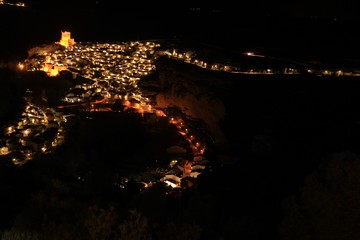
xmin=17 ymin=63 xmax=24 ymax=70
xmin=245 ymin=52 xmax=254 ymax=56
xmin=164 ymin=180 xmax=178 ymax=188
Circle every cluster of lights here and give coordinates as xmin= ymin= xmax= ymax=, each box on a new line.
xmin=0 ymin=0 xmax=25 ymax=7
xmin=16 ymin=33 xmax=212 ymax=188
xmin=0 ymin=99 xmax=67 ymax=165
xmin=23 ymin=35 xmax=208 ymax=158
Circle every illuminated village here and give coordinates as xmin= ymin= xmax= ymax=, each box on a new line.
xmin=0 ymin=0 xmax=25 ymax=7
xmin=2 ymin=30 xmax=360 ymax=190
xmin=1 ymin=31 xmax=211 ymax=189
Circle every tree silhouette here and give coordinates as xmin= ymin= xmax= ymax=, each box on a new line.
xmin=1 ymin=230 xmax=39 ymax=240
xmin=85 ymin=205 xmax=118 ymax=240
xmin=156 ymin=221 xmax=202 ymax=240
xmin=279 ymin=150 xmax=360 ymax=240
xmin=116 ymin=209 xmax=152 ymax=240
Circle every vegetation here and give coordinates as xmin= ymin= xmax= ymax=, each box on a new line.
xmin=280 ymin=151 xmax=360 ymax=240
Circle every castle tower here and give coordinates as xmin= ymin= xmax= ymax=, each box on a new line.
xmin=59 ymin=31 xmax=76 ymax=47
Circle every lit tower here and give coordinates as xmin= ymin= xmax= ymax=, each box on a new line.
xmin=59 ymin=31 xmax=76 ymax=47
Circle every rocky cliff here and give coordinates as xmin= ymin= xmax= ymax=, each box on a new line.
xmin=141 ymin=56 xmax=243 ymax=157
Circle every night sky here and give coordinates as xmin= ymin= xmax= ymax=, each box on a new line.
xmin=20 ymin=0 xmax=360 ymax=18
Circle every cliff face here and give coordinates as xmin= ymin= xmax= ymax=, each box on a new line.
xmin=143 ymin=56 xmax=236 ymax=152
xmin=149 ymin=55 xmax=360 ymax=170
xmin=155 ymin=75 xmax=227 ymax=146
